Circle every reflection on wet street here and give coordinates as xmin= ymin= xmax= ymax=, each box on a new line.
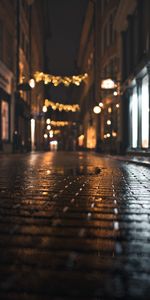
xmin=0 ymin=151 xmax=150 ymax=299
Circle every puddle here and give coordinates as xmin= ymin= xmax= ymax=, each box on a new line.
xmin=50 ymin=166 xmax=101 ymax=176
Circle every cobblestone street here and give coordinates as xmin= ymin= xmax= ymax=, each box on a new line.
xmin=0 ymin=151 xmax=150 ymax=299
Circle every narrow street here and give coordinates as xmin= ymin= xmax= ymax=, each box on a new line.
xmin=0 ymin=152 xmax=150 ymax=299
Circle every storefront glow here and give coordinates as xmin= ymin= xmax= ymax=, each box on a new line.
xmin=141 ymin=75 xmax=149 ymax=148
xmin=113 ymin=91 xmax=118 ymax=96
xmin=108 ymin=107 xmax=112 ymax=113
xmin=31 ymin=118 xmax=35 ymax=151
xmin=101 ymin=78 xmax=117 ymax=89
xmin=1 ymin=100 xmax=9 ymax=140
xmin=49 ymin=131 xmax=53 ymax=138
xmin=131 ymin=87 xmax=138 ymax=148
xmin=107 ymin=120 xmax=111 ymax=125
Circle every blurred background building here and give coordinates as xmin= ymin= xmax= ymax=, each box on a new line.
xmin=76 ymin=0 xmax=150 ymax=155
xmin=114 ymin=0 xmax=150 ymax=154
xmin=0 ymin=0 xmax=44 ymax=153
xmin=0 ymin=0 xmax=150 ymax=155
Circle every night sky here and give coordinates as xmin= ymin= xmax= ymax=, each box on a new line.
xmin=46 ymin=0 xmax=88 ymax=75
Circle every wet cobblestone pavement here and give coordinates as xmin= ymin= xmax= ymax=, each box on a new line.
xmin=0 ymin=151 xmax=150 ymax=300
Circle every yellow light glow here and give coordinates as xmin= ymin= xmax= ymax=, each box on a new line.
xmin=106 ymin=133 xmax=111 ymax=138
xmin=87 ymin=127 xmax=96 ymax=149
xmin=42 ymin=105 xmax=47 ymax=113
xmin=34 ymin=71 xmax=88 ymax=87
xmin=47 ymin=125 xmax=51 ymax=130
xmin=78 ymin=134 xmax=84 ymax=147
xmin=113 ymin=91 xmax=118 ymax=96
xmin=44 ymin=133 xmax=48 ymax=139
xmin=101 ymin=78 xmax=117 ymax=89
xmin=112 ymin=131 xmax=117 ymax=137
xmin=116 ymin=104 xmax=120 ymax=108
xmin=107 ymin=120 xmax=111 ymax=125
xmin=99 ymin=102 xmax=103 ymax=107
xmin=50 ymin=140 xmax=58 ymax=146
xmin=49 ymin=131 xmax=53 ymax=138
xmin=50 ymin=120 xmax=72 ymax=127
xmin=44 ymin=99 xmax=80 ymax=112
xmin=29 ymin=78 xmax=35 ymax=89
xmin=93 ymin=106 xmax=101 ymax=114
xmin=31 ymin=118 xmax=35 ymax=151
xmin=108 ymin=107 xmax=112 ymax=113
xmin=46 ymin=118 xmax=51 ymax=124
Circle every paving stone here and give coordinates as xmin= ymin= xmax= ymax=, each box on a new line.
xmin=0 ymin=152 xmax=150 ymax=299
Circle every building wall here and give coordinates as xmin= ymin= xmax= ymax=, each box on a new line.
xmin=0 ymin=0 xmax=44 ymax=152
xmin=99 ymin=0 xmax=121 ymax=154
xmin=0 ymin=0 xmax=15 ymax=152
xmin=77 ymin=0 xmax=121 ymax=153
xmin=76 ymin=0 xmax=100 ymax=150
xmin=115 ymin=0 xmax=150 ymax=153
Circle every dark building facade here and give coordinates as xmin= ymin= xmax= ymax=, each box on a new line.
xmin=0 ymin=0 xmax=44 ymax=153
xmin=77 ymin=0 xmax=121 ymax=153
xmin=115 ymin=0 xmax=150 ymax=154
xmin=0 ymin=1 xmax=15 ymax=152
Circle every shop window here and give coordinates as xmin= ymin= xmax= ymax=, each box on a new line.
xmin=87 ymin=126 xmax=96 ymax=149
xmin=1 ymin=100 xmax=9 ymax=141
xmin=141 ymin=75 xmax=149 ymax=148
xmin=131 ymin=87 xmax=138 ymax=148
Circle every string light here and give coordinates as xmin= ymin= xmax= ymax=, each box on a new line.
xmin=46 ymin=118 xmax=51 ymax=124
xmin=47 ymin=125 xmax=51 ymax=130
xmin=106 ymin=120 xmax=111 ymax=125
xmin=50 ymin=120 xmax=76 ymax=127
xmin=112 ymin=131 xmax=117 ymax=137
xmin=44 ymin=133 xmax=48 ymax=139
xmin=44 ymin=99 xmax=80 ymax=112
xmin=34 ymin=71 xmax=88 ymax=87
xmin=49 ymin=131 xmax=53 ymax=138
xmin=29 ymin=78 xmax=35 ymax=88
xmin=42 ymin=105 xmax=47 ymax=112
xmin=93 ymin=106 xmax=101 ymax=114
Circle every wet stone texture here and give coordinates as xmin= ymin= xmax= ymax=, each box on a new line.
xmin=0 ymin=152 xmax=150 ymax=299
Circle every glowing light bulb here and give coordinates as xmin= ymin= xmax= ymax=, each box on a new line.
xmin=107 ymin=120 xmax=111 ymax=125
xmin=47 ymin=125 xmax=51 ymax=130
xmin=44 ymin=133 xmax=48 ymax=139
xmin=29 ymin=78 xmax=35 ymax=88
xmin=93 ymin=106 xmax=101 ymax=114
xmin=46 ymin=118 xmax=51 ymax=124
xmin=113 ymin=91 xmax=118 ymax=96
xmin=42 ymin=106 xmax=47 ymax=113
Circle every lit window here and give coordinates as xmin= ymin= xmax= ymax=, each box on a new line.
xmin=131 ymin=87 xmax=138 ymax=148
xmin=141 ymin=75 xmax=149 ymax=148
xmin=1 ymin=100 xmax=9 ymax=140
